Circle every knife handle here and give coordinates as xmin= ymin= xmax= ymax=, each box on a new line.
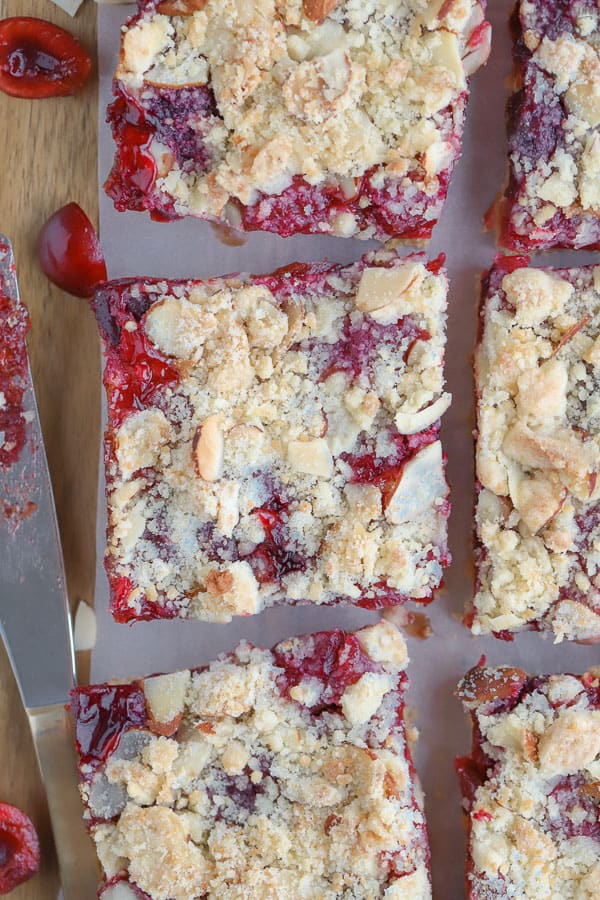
xmin=27 ymin=705 xmax=99 ymax=899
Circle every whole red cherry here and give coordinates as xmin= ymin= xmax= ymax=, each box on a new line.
xmin=0 ymin=17 xmax=91 ymax=99
xmin=0 ymin=802 xmax=40 ymax=894
xmin=38 ymin=203 xmax=107 ymax=298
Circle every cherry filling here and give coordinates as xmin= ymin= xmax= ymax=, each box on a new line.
xmin=273 ymin=629 xmax=383 ymax=711
xmin=105 ymin=84 xmax=218 ymax=219
xmin=103 ymin=324 xmax=179 ymax=428
xmin=319 ymin=315 xmax=431 ymax=384
xmin=71 ymin=684 xmax=147 ymax=775
xmin=244 ymin=503 xmax=308 ymax=585
xmin=0 ymin=803 xmax=40 ymax=894
xmin=549 ymin=774 xmax=600 ymax=843
xmin=0 ymin=286 xmax=30 ymax=468
xmin=345 ymin=427 xmax=438 ymax=507
xmin=105 ymin=92 xmax=159 ymax=214
xmin=0 ymin=17 xmax=91 ymax=99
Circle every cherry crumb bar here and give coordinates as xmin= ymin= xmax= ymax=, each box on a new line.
xmin=105 ymin=0 xmax=490 ymax=242
xmin=95 ymin=250 xmax=451 ymax=624
xmin=473 ymin=257 xmax=600 ymax=642
xmin=457 ymin=662 xmax=600 ymax=899
xmin=499 ymin=0 xmax=600 ymax=251
xmin=71 ymin=621 xmax=432 ymax=900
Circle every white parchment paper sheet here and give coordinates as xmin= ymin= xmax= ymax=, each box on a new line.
xmin=95 ymin=5 xmax=600 ymax=896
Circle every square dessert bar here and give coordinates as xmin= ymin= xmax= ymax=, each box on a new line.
xmin=96 ymin=249 xmax=451 ymax=623
xmin=499 ymin=0 xmax=600 ymax=251
xmin=457 ymin=662 xmax=600 ymax=899
xmin=473 ymin=257 xmax=600 ymax=642
xmin=71 ymin=621 xmax=432 ymax=899
xmin=106 ymin=0 xmax=490 ymax=242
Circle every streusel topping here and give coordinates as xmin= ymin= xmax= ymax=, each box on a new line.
xmin=502 ymin=0 xmax=600 ymax=249
xmin=458 ymin=665 xmax=600 ymax=899
xmin=76 ymin=622 xmax=431 ymax=899
xmin=474 ymin=261 xmax=600 ymax=641
xmin=115 ymin=0 xmax=489 ymax=224
xmin=98 ymin=251 xmax=450 ymax=622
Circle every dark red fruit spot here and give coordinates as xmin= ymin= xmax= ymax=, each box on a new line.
xmin=273 ymin=630 xmax=383 ymax=711
xmin=105 ymin=93 xmax=158 ymax=213
xmin=70 ymin=684 xmax=147 ymax=775
xmin=0 ymin=278 xmax=30 ymax=468
xmin=103 ymin=324 xmax=179 ymax=428
xmin=244 ymin=504 xmax=307 ymax=585
xmin=38 ymin=202 xmax=107 ymax=298
xmin=109 ymin=571 xmax=179 ymax=623
xmin=0 ymin=17 xmax=91 ymax=99
xmin=455 ymin=755 xmax=487 ymax=807
xmin=0 ymin=802 xmax=40 ymax=894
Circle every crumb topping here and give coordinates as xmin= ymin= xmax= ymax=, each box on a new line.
xmin=114 ymin=0 xmax=489 ymax=230
xmin=502 ymin=0 xmax=600 ymax=250
xmin=98 ymin=250 xmax=450 ymax=622
xmin=76 ymin=622 xmax=432 ymax=899
xmin=473 ymin=260 xmax=600 ymax=641
xmin=458 ymin=665 xmax=600 ymax=900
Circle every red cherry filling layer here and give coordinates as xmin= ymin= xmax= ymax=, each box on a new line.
xmin=71 ymin=684 xmax=147 ymax=774
xmin=0 ymin=802 xmax=40 ymax=894
xmin=0 ymin=17 xmax=91 ymax=99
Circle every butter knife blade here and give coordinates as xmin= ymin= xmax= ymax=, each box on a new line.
xmin=0 ymin=235 xmax=99 ymax=898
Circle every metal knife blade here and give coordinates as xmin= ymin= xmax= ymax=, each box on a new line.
xmin=0 ymin=235 xmax=75 ymax=709
xmin=0 ymin=235 xmax=99 ymax=898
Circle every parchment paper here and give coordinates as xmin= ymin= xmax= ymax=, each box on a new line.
xmin=94 ymin=6 xmax=600 ymax=896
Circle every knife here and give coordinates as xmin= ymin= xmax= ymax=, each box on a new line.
xmin=0 ymin=236 xmax=99 ymax=898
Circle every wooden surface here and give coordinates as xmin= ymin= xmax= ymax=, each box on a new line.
xmin=0 ymin=1 xmax=99 ymax=896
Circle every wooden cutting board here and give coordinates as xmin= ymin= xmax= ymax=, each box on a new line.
xmin=0 ymin=1 xmax=99 ymax=895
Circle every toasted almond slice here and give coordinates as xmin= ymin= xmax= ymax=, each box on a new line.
xmin=73 ymin=600 xmax=97 ymax=652
xmin=193 ymin=415 xmax=224 ymax=481
xmin=101 ymin=881 xmax=142 ymax=900
xmin=144 ymin=670 xmax=191 ymax=737
xmin=457 ymin=666 xmax=527 ymax=707
xmin=288 ymin=438 xmax=333 ymax=477
xmin=395 ymin=393 xmax=451 ymax=435
xmin=303 ymin=0 xmax=338 ymax=22
xmin=508 ymin=467 xmax=567 ymax=534
xmin=384 ymin=441 xmax=447 ymax=525
xmin=355 ymin=264 xmax=424 ymax=321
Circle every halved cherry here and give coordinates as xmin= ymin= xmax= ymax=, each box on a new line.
xmin=38 ymin=203 xmax=107 ymax=298
xmin=0 ymin=17 xmax=91 ymax=99
xmin=0 ymin=802 xmax=40 ymax=894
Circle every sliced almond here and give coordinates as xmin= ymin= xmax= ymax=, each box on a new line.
xmin=581 ymin=782 xmax=600 ymax=802
xmin=462 ymin=22 xmax=492 ymax=77
xmin=143 ymin=670 xmax=191 ymax=737
xmin=73 ymin=601 xmax=97 ymax=652
xmin=355 ymin=264 xmax=425 ymax=323
xmin=303 ymin=0 xmax=338 ymax=22
xmin=217 ymin=480 xmax=240 ymax=537
xmin=384 ymin=441 xmax=447 ymax=525
xmin=288 ymin=438 xmax=333 ymax=477
xmin=457 ymin=665 xmax=527 ymax=707
xmin=193 ymin=415 xmax=224 ymax=481
xmin=156 ymin=0 xmax=207 ymax=12
xmin=508 ymin=467 xmax=567 ymax=534
xmin=101 ymin=881 xmax=142 ymax=900
xmin=395 ymin=392 xmax=451 ymax=435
